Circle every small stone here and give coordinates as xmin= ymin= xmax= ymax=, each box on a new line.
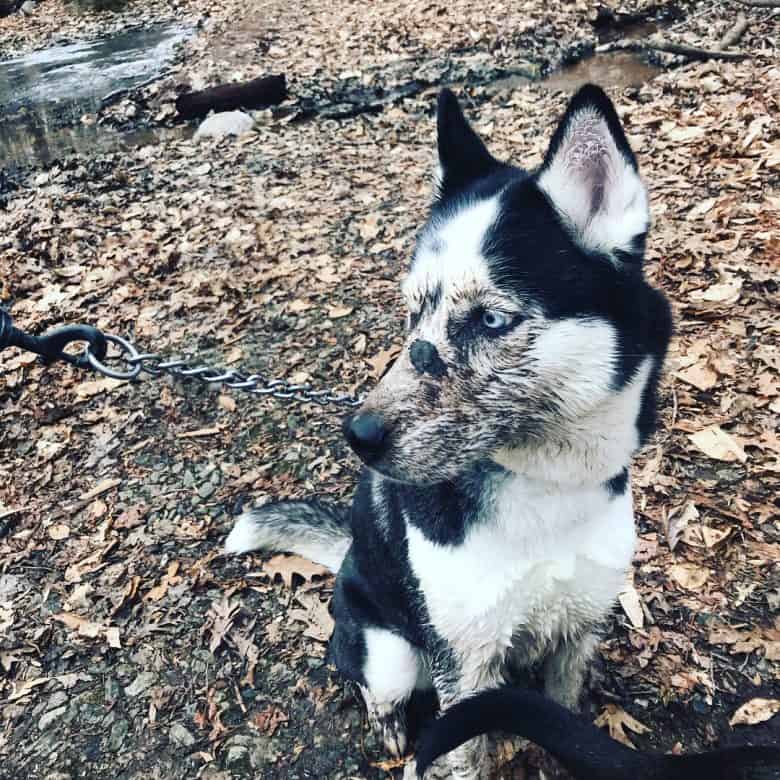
xmin=38 ymin=705 xmax=67 ymax=730
xmin=124 ymin=671 xmax=157 ymax=697
xmin=108 ymin=719 xmax=129 ymax=752
xmin=169 ymin=723 xmax=196 ymax=747
xmin=183 ymin=469 xmax=196 ymax=487
xmin=197 ymin=481 xmax=216 ymax=500
xmin=20 ymin=1 xmax=36 ymax=15
xmin=194 ymin=111 xmax=254 ymax=141
xmin=43 ymin=773 xmax=72 ymax=780
xmin=104 ymin=677 xmax=121 ymax=703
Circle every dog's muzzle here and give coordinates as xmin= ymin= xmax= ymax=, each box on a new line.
xmin=344 ymin=411 xmax=387 ymax=462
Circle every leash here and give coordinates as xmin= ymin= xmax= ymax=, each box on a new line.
xmin=0 ymin=307 xmax=364 ymax=409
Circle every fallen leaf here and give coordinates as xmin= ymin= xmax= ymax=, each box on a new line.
xmin=729 ymin=698 xmax=780 ymax=726
xmin=367 ymin=344 xmax=401 ymax=379
xmin=675 ymin=363 xmax=718 ymax=392
xmin=669 ymin=563 xmax=711 ymax=591
xmin=289 ymin=591 xmax=334 ymax=642
xmin=689 ymin=426 xmax=747 ymax=463
xmin=47 ymin=523 xmax=70 ymax=540
xmin=328 ymin=305 xmax=354 ymax=319
xmin=78 ymin=478 xmax=121 ymax=502
xmin=264 ymin=554 xmax=330 ymax=588
xmin=619 ymin=584 xmax=644 ymax=629
xmin=594 ymin=704 xmax=650 ymax=748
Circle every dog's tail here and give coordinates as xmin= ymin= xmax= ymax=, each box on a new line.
xmin=416 ymin=688 xmax=780 ymax=780
xmin=224 ymin=499 xmax=351 ymax=572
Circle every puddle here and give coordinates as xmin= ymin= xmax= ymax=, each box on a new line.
xmin=540 ymin=50 xmax=662 ymax=93
xmin=0 ymin=22 xmax=191 ymax=168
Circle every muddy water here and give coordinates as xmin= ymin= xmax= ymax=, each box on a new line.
xmin=0 ymin=22 xmax=190 ymax=168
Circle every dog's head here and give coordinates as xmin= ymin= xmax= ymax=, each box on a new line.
xmin=346 ymin=85 xmax=671 ymax=486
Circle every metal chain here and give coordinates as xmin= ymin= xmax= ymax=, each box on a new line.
xmin=83 ymin=333 xmax=364 ymax=409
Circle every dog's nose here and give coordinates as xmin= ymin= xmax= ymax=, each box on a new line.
xmin=344 ymin=411 xmax=387 ymax=458
xmin=409 ymin=339 xmax=446 ymax=377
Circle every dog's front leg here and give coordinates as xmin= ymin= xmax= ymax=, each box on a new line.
xmin=422 ymin=652 xmax=503 ymax=780
xmin=543 ymin=631 xmax=599 ymax=710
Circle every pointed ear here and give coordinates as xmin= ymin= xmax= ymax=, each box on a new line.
xmin=536 ymin=84 xmax=648 ymax=261
xmin=435 ymin=89 xmax=502 ymax=199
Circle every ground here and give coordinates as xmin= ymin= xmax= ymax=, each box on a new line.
xmin=0 ymin=1 xmax=778 ymax=779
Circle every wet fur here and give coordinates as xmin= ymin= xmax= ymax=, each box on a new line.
xmin=225 ymin=85 xmax=673 ymax=779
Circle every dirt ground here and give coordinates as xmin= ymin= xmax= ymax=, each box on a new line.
xmin=1 ymin=1 xmax=778 ymax=779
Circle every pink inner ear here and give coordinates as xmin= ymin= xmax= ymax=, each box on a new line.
xmin=561 ymin=113 xmax=613 ymax=217
xmin=537 ymin=107 xmax=648 ymax=258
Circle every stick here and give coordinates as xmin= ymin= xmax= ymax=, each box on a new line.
xmin=176 ymin=75 xmax=287 ymax=120
xmin=735 ymin=0 xmax=780 ymax=7
xmin=645 ymin=38 xmax=750 ymax=61
xmin=719 ymin=15 xmax=749 ymax=48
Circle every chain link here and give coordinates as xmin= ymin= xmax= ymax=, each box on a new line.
xmin=82 ymin=333 xmax=365 ymax=409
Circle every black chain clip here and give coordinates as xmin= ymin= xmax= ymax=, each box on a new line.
xmin=0 ymin=307 xmax=108 ymax=369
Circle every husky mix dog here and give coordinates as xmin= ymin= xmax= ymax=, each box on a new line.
xmin=225 ymin=85 xmax=674 ymax=778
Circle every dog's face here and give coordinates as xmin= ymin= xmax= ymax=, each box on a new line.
xmin=347 ymin=86 xmax=671 ymax=485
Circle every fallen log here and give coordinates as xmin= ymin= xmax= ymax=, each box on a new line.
xmin=176 ymin=74 xmax=287 ymax=120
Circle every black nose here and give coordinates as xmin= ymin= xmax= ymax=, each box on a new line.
xmin=344 ymin=411 xmax=387 ymax=458
xmin=409 ymin=339 xmax=447 ymax=377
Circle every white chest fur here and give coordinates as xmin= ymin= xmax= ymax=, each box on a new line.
xmin=406 ymin=475 xmax=635 ymax=674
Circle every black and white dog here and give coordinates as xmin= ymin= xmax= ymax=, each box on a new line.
xmin=226 ymin=84 xmax=675 ymax=778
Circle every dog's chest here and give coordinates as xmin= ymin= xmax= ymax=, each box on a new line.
xmin=405 ymin=476 xmax=635 ymax=665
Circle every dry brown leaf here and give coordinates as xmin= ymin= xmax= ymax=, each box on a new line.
xmin=675 ymin=363 xmax=718 ymax=391
xmin=251 ymin=706 xmax=289 ymax=736
xmin=289 ymin=591 xmax=335 ymax=642
xmin=618 ymin=584 xmax=644 ymax=629
xmin=669 ymin=563 xmax=711 ymax=591
xmin=594 ymin=704 xmax=650 ymax=748
xmin=367 ymin=344 xmax=401 ymax=378
xmin=328 ymin=305 xmax=354 ymax=319
xmin=689 ymin=426 xmax=747 ymax=463
xmin=47 ymin=523 xmax=70 ymax=540
xmin=729 ymin=698 xmax=780 ymax=726
xmin=264 ymin=554 xmax=330 ymax=588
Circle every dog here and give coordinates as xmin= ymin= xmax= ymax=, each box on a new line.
xmin=415 ymin=688 xmax=780 ymax=779
xmin=225 ymin=84 xmax=675 ymax=778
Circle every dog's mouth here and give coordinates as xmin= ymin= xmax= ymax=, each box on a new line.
xmin=342 ymin=410 xmax=481 ymax=486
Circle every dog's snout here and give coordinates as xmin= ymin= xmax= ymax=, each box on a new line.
xmin=345 ymin=411 xmax=387 ymax=459
xmin=409 ymin=339 xmax=446 ymax=377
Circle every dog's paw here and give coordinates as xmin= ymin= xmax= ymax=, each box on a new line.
xmin=402 ymin=755 xmax=452 ymax=780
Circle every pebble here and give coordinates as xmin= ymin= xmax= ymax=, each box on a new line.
xmin=108 ymin=719 xmax=129 ymax=752
xmin=124 ymin=671 xmax=157 ymax=697
xmin=169 ymin=723 xmax=196 ymax=747
xmin=38 ymin=705 xmax=67 ymax=731
xmin=197 ymin=481 xmax=217 ymax=500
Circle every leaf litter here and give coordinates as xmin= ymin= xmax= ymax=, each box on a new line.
xmin=0 ymin=0 xmax=778 ymax=778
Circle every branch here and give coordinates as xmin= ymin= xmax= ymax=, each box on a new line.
xmin=645 ymin=38 xmax=750 ymax=61
xmin=719 ymin=15 xmax=749 ymax=48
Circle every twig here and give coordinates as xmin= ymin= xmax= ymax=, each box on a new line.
xmin=646 ymin=38 xmax=750 ymax=61
xmin=719 ymin=14 xmax=749 ymax=48
xmin=735 ymin=0 xmax=780 ymax=7
xmin=595 ymin=37 xmax=750 ymax=61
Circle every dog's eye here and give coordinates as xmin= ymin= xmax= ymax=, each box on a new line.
xmin=481 ymin=310 xmax=512 ymax=330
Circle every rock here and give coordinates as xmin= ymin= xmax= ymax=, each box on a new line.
xmin=38 ymin=705 xmax=67 ymax=730
xmin=197 ymin=481 xmax=216 ymax=500
xmin=20 ymin=0 xmax=35 ymax=14
xmin=194 ymin=111 xmax=254 ymax=141
xmin=124 ymin=671 xmax=157 ymax=697
xmin=169 ymin=723 xmax=196 ymax=748
xmin=108 ymin=719 xmax=129 ymax=752
xmin=43 ymin=773 xmax=72 ymax=780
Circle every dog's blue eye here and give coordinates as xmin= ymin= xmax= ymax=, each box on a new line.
xmin=481 ymin=310 xmax=511 ymax=330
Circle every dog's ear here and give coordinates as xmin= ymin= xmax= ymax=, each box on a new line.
xmin=536 ymin=84 xmax=648 ymax=262
xmin=436 ymin=89 xmax=502 ymax=199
